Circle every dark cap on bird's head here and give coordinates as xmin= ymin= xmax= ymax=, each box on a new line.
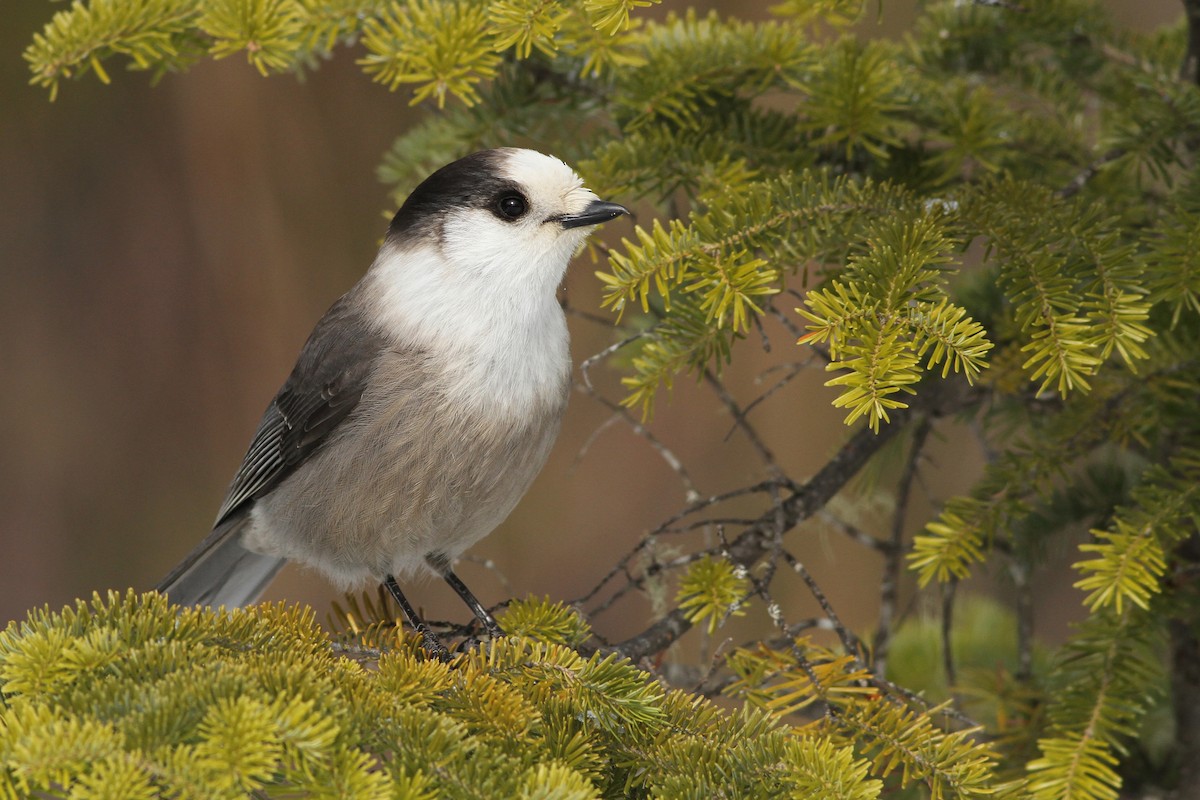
xmin=387 ymin=148 xmax=627 ymax=243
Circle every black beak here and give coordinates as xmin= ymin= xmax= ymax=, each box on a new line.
xmin=559 ymin=200 xmax=629 ymax=229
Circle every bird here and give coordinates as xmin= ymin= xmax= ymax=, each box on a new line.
xmin=155 ymin=148 xmax=628 ymax=655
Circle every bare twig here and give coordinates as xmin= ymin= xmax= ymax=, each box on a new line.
xmin=766 ymin=301 xmax=808 ymax=343
xmin=874 ymin=416 xmax=932 ymax=677
xmin=704 ymin=369 xmax=782 ymax=477
xmin=570 ymin=412 xmax=623 ymax=472
xmin=460 ymin=554 xmax=516 ymax=596
xmin=734 ymin=362 xmax=809 ymax=425
xmin=564 ymin=303 xmax=620 ymax=329
xmin=576 ymin=349 xmax=701 ymax=504
xmin=1011 ymin=559 xmax=1035 ymax=683
xmin=941 ymin=579 xmax=959 ymax=691
xmin=869 ymin=673 xmax=983 ymax=730
xmin=578 ymin=330 xmax=646 ymax=392
xmin=1056 ymin=147 xmax=1126 ymax=200
xmin=780 ymin=548 xmax=863 ymax=660
xmin=612 ymin=409 xmax=914 ymax=660
xmin=572 ymin=479 xmax=793 ymax=608
xmin=611 ymin=380 xmax=976 ymax=662
xmin=1181 ymin=0 xmax=1200 ymax=85
xmin=972 ymin=0 xmax=1026 ymax=9
xmin=817 ymin=510 xmax=891 ymax=553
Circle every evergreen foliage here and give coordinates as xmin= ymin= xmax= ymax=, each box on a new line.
xmin=0 ymin=591 xmax=889 ymax=799
xmin=20 ymin=0 xmax=1200 ymax=797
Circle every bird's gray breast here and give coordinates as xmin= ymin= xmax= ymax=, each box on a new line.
xmin=244 ymin=341 xmax=569 ymax=586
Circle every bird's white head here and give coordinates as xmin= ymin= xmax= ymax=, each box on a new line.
xmin=363 ymin=149 xmax=627 ymax=367
xmin=379 ymin=148 xmax=627 ymax=299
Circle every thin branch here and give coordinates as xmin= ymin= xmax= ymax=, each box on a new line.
xmin=578 ymin=330 xmax=647 ymax=393
xmin=571 ymin=479 xmax=792 ymax=608
xmin=1010 ymin=558 xmax=1035 ymax=683
xmin=564 ymin=302 xmax=620 ymax=329
xmin=874 ymin=416 xmax=932 ymax=677
xmin=661 ymin=517 xmax=773 ymax=534
xmin=1181 ymin=0 xmax=1200 ymax=85
xmin=941 ymin=579 xmax=959 ymax=691
xmin=1056 ymin=147 xmax=1126 ymax=200
xmin=576 ymin=346 xmax=701 ymax=504
xmin=817 ymin=510 xmax=892 ymax=553
xmin=869 ymin=673 xmax=983 ymax=730
xmin=611 ymin=381 xmax=977 ymax=661
xmin=612 ymin=410 xmax=911 ymax=660
xmin=724 ymin=360 xmax=814 ymax=441
xmin=570 ymin=412 xmax=623 ymax=472
xmin=704 ymin=369 xmax=783 ymax=477
xmin=780 ymin=548 xmax=862 ymax=660
xmin=460 ymin=553 xmax=516 ymax=597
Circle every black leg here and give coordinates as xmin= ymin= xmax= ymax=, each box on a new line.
xmin=439 ymin=568 xmax=505 ymax=639
xmin=383 ymin=575 xmax=450 ymax=661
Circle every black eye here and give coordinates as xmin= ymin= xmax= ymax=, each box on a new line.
xmin=496 ymin=194 xmax=527 ymax=220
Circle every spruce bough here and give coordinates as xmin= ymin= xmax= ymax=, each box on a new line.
xmin=18 ymin=0 xmax=1200 ymax=797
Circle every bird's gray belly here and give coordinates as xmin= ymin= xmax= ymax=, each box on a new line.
xmin=243 ymin=357 xmax=567 ymax=586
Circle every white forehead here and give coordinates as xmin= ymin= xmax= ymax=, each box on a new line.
xmin=498 ymin=149 xmax=587 ymax=205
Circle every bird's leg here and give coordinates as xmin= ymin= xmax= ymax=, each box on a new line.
xmin=427 ymin=555 xmax=505 ymax=639
xmin=383 ymin=575 xmax=450 ymax=661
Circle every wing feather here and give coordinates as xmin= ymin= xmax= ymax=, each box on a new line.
xmin=214 ymin=289 xmax=387 ymax=526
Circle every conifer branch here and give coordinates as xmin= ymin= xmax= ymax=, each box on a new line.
xmin=18 ymin=1 xmax=1200 ymax=794
xmin=612 ymin=385 xmax=973 ymax=661
xmin=1072 ymin=455 xmax=1200 ymax=614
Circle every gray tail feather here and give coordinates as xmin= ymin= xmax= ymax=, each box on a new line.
xmin=155 ymin=516 xmax=285 ymax=608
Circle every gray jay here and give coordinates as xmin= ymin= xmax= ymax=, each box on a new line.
xmin=156 ymin=148 xmax=627 ymax=655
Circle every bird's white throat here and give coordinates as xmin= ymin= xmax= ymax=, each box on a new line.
xmin=363 ymin=240 xmax=571 ymax=418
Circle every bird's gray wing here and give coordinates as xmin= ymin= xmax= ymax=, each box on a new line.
xmin=156 ymin=289 xmax=387 ymax=607
xmin=214 ymin=291 xmax=386 ymax=525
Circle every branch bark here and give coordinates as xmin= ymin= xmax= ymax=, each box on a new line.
xmin=611 ymin=381 xmax=976 ymax=661
xmin=1170 ymin=532 xmax=1200 ymax=799
xmin=1181 ymin=0 xmax=1200 ymax=85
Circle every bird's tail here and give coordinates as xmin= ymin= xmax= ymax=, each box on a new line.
xmin=155 ymin=516 xmax=284 ymax=608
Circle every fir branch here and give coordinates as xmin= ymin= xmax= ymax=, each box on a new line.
xmin=676 ymin=556 xmax=751 ymax=635
xmin=960 ymin=179 xmax=1153 ymax=395
xmin=726 ymin=638 xmax=876 ymax=718
xmin=727 ymin=638 xmax=1017 ymax=799
xmin=1072 ymin=456 xmax=1200 ymax=614
xmin=782 ymin=735 xmax=883 ymax=800
xmin=799 ymin=212 xmax=992 ymax=430
xmin=199 ymin=0 xmax=306 ymax=76
xmin=833 ymin=699 xmax=1020 ymax=800
xmin=583 ymin=0 xmax=658 ymax=37
xmin=797 ymin=37 xmax=906 ymax=161
xmin=357 ymin=0 xmax=500 ymax=107
xmin=1027 ymin=605 xmax=1167 ymax=800
xmin=598 ymin=172 xmax=912 ymax=411
xmin=24 ymin=0 xmax=205 ymax=99
xmin=617 ymin=304 xmax=738 ymax=418
xmin=487 ymin=0 xmax=569 ymax=59
xmin=1144 ymin=179 xmax=1200 ymax=327
xmin=907 ymin=398 xmax=1124 ymax=589
xmin=6 ymin=592 xmax=907 ymax=798
xmin=294 ymin=0 xmax=376 ymax=54
xmin=580 ymin=110 xmax=808 ymax=201
xmin=611 ymin=10 xmax=812 ymax=131
xmin=821 ymin=324 xmax=922 ymax=432
xmin=555 ymin=6 xmax=647 ymax=77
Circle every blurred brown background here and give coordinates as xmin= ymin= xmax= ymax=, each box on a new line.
xmin=0 ymin=1 xmax=1183 ymax=647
